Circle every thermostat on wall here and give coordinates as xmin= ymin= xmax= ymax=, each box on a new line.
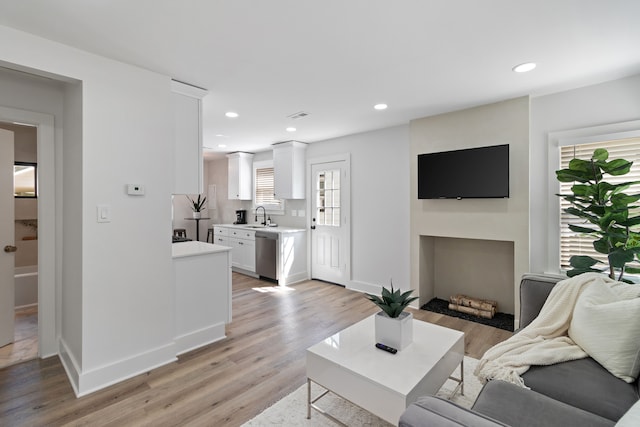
xmin=127 ymin=184 xmax=145 ymax=196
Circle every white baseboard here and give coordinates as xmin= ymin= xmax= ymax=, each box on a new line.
xmin=175 ymin=322 xmax=226 ymax=356
xmin=347 ymin=280 xmax=382 ymax=295
xmin=58 ymin=338 xmax=81 ymax=396
xmin=59 ymin=338 xmax=178 ymax=397
xmin=279 ymin=271 xmax=308 ymax=286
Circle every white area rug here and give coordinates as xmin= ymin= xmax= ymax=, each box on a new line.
xmin=242 ymin=357 xmax=481 ymax=426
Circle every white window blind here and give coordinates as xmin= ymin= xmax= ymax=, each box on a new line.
xmin=254 ymin=166 xmax=282 ymax=208
xmin=559 ymin=137 xmax=640 ymax=269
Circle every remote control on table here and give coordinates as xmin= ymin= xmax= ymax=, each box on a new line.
xmin=375 ymin=343 xmax=397 ymax=354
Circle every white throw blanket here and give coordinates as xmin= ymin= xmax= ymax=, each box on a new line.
xmin=474 ymin=273 xmax=616 ymax=387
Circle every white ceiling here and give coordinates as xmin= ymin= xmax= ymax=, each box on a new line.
xmin=1 ymin=1 xmax=639 ymax=158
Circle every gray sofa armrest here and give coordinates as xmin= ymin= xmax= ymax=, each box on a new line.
xmin=518 ymin=273 xmax=565 ymax=329
xmin=399 ymin=396 xmax=508 ymax=427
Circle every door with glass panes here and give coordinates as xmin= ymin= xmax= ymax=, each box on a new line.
xmin=310 ymin=161 xmax=348 ymax=285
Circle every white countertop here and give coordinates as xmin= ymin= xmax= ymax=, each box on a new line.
xmin=216 ymin=224 xmax=306 ymax=233
xmin=172 ymin=241 xmax=231 ymax=259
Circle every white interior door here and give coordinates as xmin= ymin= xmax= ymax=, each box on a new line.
xmin=0 ymin=128 xmax=15 ymax=347
xmin=310 ymin=160 xmax=349 ymax=285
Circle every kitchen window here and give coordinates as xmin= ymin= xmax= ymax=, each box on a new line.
xmin=254 ymin=160 xmax=284 ymax=212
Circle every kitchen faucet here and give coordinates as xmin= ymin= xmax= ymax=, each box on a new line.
xmin=255 ymin=206 xmax=267 ymax=225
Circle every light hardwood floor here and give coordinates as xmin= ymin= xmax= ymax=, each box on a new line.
xmin=0 ymin=274 xmax=512 ymax=426
xmin=0 ymin=306 xmax=38 ymax=369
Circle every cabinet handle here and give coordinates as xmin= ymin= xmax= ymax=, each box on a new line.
xmin=239 ymin=242 xmax=244 ymax=245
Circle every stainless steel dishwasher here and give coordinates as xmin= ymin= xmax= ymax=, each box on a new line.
xmin=255 ymin=231 xmax=278 ymax=281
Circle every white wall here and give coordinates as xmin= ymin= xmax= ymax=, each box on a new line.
xmin=530 ymin=73 xmax=640 ymax=273
xmin=0 ymin=24 xmax=176 ymax=395
xmin=307 ymin=125 xmax=411 ymax=293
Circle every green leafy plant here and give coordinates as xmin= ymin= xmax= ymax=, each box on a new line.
xmin=556 ymin=148 xmax=640 ymax=282
xmin=186 ymin=194 xmax=207 ymax=212
xmin=365 ymin=281 xmax=419 ymax=318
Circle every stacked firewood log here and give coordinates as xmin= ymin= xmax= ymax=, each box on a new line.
xmin=448 ymin=294 xmax=497 ymax=319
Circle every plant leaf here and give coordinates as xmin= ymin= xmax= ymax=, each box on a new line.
xmin=603 ymin=159 xmax=632 ymax=176
xmin=568 ymin=224 xmax=598 ymax=234
xmin=609 ymin=249 xmax=635 ymax=268
xmin=569 ymin=255 xmax=601 ymax=269
xmin=592 ymin=149 xmax=609 ymax=162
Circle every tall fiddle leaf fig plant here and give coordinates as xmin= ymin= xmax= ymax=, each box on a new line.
xmin=556 ymin=148 xmax=640 ymax=282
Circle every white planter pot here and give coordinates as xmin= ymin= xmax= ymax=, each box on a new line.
xmin=192 ymin=212 xmax=202 ymax=219
xmin=374 ymin=311 xmax=413 ymax=351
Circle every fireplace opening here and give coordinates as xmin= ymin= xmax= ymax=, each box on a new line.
xmin=421 ymin=297 xmax=514 ymax=331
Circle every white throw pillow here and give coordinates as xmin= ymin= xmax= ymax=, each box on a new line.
xmin=568 ymin=281 xmax=640 ymax=383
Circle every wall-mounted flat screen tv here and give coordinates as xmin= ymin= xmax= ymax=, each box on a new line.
xmin=417 ymin=144 xmax=509 ymax=199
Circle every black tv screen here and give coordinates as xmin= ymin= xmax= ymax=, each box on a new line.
xmin=418 ymin=144 xmax=509 ymax=199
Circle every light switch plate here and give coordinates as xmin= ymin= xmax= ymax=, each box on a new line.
xmin=97 ymin=204 xmax=111 ymax=223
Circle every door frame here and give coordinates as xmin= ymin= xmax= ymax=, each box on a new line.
xmin=306 ymin=153 xmax=351 ymax=286
xmin=0 ymin=106 xmax=56 ymax=358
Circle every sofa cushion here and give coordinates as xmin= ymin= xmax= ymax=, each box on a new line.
xmin=473 ymin=380 xmax=615 ymax=427
xmin=568 ymin=281 xmax=640 ymax=383
xmin=522 ymin=358 xmax=639 ymax=421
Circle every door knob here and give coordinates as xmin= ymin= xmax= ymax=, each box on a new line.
xmin=4 ymin=245 xmax=17 ymax=253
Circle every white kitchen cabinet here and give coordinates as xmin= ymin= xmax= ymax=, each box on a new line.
xmin=273 ymin=141 xmax=307 ymax=199
xmin=229 ymin=228 xmax=256 ymax=272
xmin=213 ymin=226 xmax=229 ymax=246
xmin=172 ymin=80 xmax=207 ymax=195
xmin=215 ymin=226 xmax=256 ymax=273
xmin=227 ymin=152 xmax=254 ymax=200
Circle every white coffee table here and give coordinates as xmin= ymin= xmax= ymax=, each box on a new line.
xmin=306 ymin=315 xmax=465 ymax=425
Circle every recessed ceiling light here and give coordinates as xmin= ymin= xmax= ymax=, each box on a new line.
xmin=215 ymin=134 xmax=228 ymax=138
xmin=286 ymin=127 xmax=296 ymax=132
xmin=217 ymin=144 xmax=227 ymax=148
xmin=225 ymin=111 xmax=239 ymax=118
xmin=512 ymin=62 xmax=536 ymax=73
xmin=374 ymin=103 xmax=388 ymax=110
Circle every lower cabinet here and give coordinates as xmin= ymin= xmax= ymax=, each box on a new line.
xmin=229 ymin=236 xmax=256 ymax=272
xmin=212 ymin=226 xmax=307 ymax=284
xmin=215 ymin=226 xmax=256 ymax=274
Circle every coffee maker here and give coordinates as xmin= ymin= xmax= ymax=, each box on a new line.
xmin=235 ymin=209 xmax=247 ymax=224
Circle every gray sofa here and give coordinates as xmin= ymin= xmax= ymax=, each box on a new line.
xmin=399 ymin=274 xmax=640 ymax=427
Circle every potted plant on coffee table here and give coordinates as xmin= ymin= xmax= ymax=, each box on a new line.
xmin=365 ymin=281 xmax=419 ymax=351
xmin=186 ymin=194 xmax=207 ymax=219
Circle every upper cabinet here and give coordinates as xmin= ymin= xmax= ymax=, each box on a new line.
xmin=227 ymin=152 xmax=254 ymax=200
xmin=273 ymin=141 xmax=307 ymax=199
xmin=172 ymin=80 xmax=207 ymax=195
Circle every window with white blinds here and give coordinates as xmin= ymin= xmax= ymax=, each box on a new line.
xmin=254 ymin=166 xmax=283 ymax=209
xmin=559 ymin=137 xmax=640 ymax=270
